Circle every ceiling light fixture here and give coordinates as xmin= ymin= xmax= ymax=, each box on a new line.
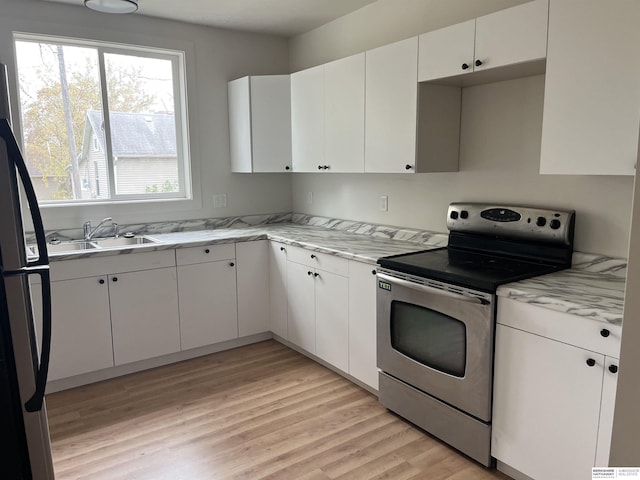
xmin=84 ymin=0 xmax=138 ymax=14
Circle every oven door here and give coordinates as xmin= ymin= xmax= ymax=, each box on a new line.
xmin=377 ymin=271 xmax=495 ymax=422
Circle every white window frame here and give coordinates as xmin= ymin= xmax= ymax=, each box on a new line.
xmin=13 ymin=33 xmax=192 ymax=205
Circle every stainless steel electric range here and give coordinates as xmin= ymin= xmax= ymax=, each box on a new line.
xmin=376 ymin=203 xmax=575 ymax=466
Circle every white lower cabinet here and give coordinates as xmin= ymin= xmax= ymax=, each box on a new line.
xmin=286 ymin=246 xmax=349 ymax=372
xmin=268 ymin=241 xmax=288 ymax=339
xmin=492 ymin=298 xmax=620 ymax=479
xmin=236 ymin=240 xmax=270 ymax=337
xmin=347 ymin=261 xmax=378 ymax=390
xmin=110 ymin=267 xmax=180 ymax=366
xmin=177 ymin=244 xmax=238 ymax=350
xmin=32 ymin=275 xmax=113 ymax=381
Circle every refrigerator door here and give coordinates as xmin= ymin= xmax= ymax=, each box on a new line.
xmin=0 ymin=95 xmax=55 ymax=477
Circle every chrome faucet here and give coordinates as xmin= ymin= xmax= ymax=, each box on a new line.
xmin=83 ymin=217 xmax=114 ymax=241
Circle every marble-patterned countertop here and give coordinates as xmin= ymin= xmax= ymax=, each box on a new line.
xmin=45 ymin=223 xmax=443 ymax=265
xmin=497 ymin=264 xmax=625 ymax=325
xmin=41 ymin=214 xmax=626 ymax=326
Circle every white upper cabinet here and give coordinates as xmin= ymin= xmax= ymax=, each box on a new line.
xmin=365 ymin=37 xmax=419 ymax=173
xmin=291 ymin=64 xmax=325 ymax=172
xmin=228 ymin=75 xmax=292 ymax=173
xmin=474 ymin=0 xmax=548 ymax=72
xmin=324 ymin=53 xmax=365 ymax=173
xmin=418 ymin=20 xmax=475 ymax=81
xmin=418 ymin=0 xmax=548 ymax=83
xmin=540 ymin=0 xmax=640 ymax=175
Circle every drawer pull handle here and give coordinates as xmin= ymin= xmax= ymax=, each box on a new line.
xmin=229 ymin=262 xmax=235 ymax=267
xmin=310 ymin=254 xmax=316 ymax=259
xmin=112 ymin=277 xmax=118 ymax=282
xmin=600 ymin=329 xmax=610 ymax=338
xmin=307 ymin=271 xmax=313 ymax=276
xmin=205 ymin=249 xmax=210 ymax=254
xmin=99 ymin=279 xmax=105 ymax=285
xmin=280 ymin=247 xmax=285 ymax=252
xmin=609 ymin=365 xmax=618 ymax=374
xmin=586 ymin=358 xmax=596 ymax=367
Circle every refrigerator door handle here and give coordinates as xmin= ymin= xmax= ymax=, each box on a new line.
xmin=5 ymin=266 xmax=53 ymax=412
xmin=0 ymin=119 xmax=49 ymax=267
xmin=24 ymin=267 xmax=52 ymax=412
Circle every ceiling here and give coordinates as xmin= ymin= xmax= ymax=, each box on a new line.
xmin=42 ymin=0 xmax=379 ymax=37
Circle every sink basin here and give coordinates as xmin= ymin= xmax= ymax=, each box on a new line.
xmin=31 ymin=241 xmax=97 ymax=255
xmin=91 ymin=236 xmax=157 ymax=248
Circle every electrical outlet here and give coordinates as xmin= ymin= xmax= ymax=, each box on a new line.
xmin=379 ymin=195 xmax=388 ymax=212
xmin=213 ymin=193 xmax=227 ymax=208
xmin=307 ymin=192 xmax=313 ymax=205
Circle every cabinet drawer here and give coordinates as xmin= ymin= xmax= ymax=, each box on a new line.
xmin=50 ymin=250 xmax=176 ymax=281
xmin=497 ymin=297 xmax=621 ymax=357
xmin=286 ymin=245 xmax=349 ymax=276
xmin=176 ymin=243 xmax=236 ymax=266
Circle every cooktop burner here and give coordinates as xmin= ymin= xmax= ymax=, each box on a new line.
xmin=378 ymin=247 xmax=561 ymax=292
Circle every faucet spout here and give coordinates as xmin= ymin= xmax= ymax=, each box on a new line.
xmin=84 ymin=217 xmax=113 ymax=241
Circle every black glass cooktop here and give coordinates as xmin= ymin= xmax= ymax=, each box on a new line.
xmin=378 ymin=247 xmax=562 ymax=293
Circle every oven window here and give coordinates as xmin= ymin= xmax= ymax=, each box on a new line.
xmin=390 ymin=301 xmax=466 ymax=377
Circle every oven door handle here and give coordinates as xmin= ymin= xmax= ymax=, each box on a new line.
xmin=377 ymin=273 xmax=489 ymax=305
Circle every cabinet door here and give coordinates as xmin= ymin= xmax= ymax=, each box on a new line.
xmin=236 ymin=240 xmax=269 ymax=337
xmin=595 ymin=357 xmax=619 ymax=466
xmin=177 ymin=261 xmax=238 ymax=350
xmin=324 ymin=53 xmax=365 ymax=172
xmin=474 ymin=0 xmax=547 ymax=72
xmin=33 ymin=276 xmax=113 ymax=381
xmin=347 ymin=261 xmax=378 ymax=390
xmin=418 ymin=20 xmax=475 ymax=82
xmin=268 ymin=241 xmax=288 ymax=339
xmin=540 ymin=0 xmax=640 ymax=175
xmin=365 ymin=37 xmax=418 ymax=173
xmin=110 ymin=267 xmax=181 ymax=365
xmin=286 ymin=260 xmax=316 ymax=353
xmin=315 ymin=269 xmax=349 ymax=372
xmin=291 ymin=64 xmax=324 ymax=172
xmin=250 ymin=76 xmax=292 ymax=172
xmin=228 ymin=76 xmax=253 ymax=173
xmin=492 ymin=325 xmax=603 ymax=480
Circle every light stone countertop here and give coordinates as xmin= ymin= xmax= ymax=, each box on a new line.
xmin=40 ymin=214 xmax=626 ymax=325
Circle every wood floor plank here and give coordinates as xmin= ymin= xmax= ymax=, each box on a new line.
xmin=46 ymin=340 xmax=510 ymax=480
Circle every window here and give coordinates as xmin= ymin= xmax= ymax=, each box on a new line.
xmin=14 ymin=34 xmax=190 ymax=203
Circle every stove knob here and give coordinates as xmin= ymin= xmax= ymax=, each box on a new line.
xmin=536 ymin=217 xmax=546 ymax=227
xmin=460 ymin=210 xmax=469 ymax=219
xmin=450 ymin=211 xmax=459 ymax=220
xmin=550 ymin=219 xmax=561 ymax=230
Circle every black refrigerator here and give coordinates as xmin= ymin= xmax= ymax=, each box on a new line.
xmin=0 ymin=63 xmax=55 ymax=478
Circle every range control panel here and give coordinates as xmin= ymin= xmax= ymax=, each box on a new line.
xmin=447 ymin=203 xmax=575 ymax=245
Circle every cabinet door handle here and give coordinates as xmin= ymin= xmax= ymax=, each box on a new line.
xmin=285 ymin=165 xmax=291 ymax=171
xmin=609 ymin=365 xmax=618 ymax=374
xmin=99 ymin=278 xmax=105 ymax=285
xmin=461 ymin=63 xmax=469 ymax=70
xmin=310 ymin=254 xmax=316 ymax=259
xmin=371 ymin=269 xmax=377 ymax=275
xmin=112 ymin=277 xmax=118 ymax=282
xmin=229 ymin=262 xmax=235 ymax=267
xmin=405 ymin=164 xmax=413 ymax=170
xmin=205 ymin=249 xmax=210 ymax=254
xmin=314 ymin=272 xmax=320 ymax=278
xmin=280 ymin=246 xmax=285 ymax=252
xmin=318 ymin=165 xmax=323 ymax=170
xmin=307 ymin=271 xmax=313 ymax=276
xmin=586 ymin=358 xmax=596 ymax=367
xmin=600 ymin=328 xmax=610 ymax=338
xmin=475 ymin=59 xmax=483 ymax=67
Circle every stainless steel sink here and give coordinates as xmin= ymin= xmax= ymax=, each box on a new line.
xmin=91 ymin=236 xmax=157 ymax=248
xmin=30 ymin=241 xmax=97 ymax=255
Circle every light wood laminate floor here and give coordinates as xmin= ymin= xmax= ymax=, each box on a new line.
xmin=46 ymin=340 xmax=511 ymax=480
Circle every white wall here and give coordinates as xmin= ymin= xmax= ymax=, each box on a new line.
xmin=288 ymin=0 xmax=634 ymax=257
xmin=0 ymin=0 xmax=292 ymax=231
